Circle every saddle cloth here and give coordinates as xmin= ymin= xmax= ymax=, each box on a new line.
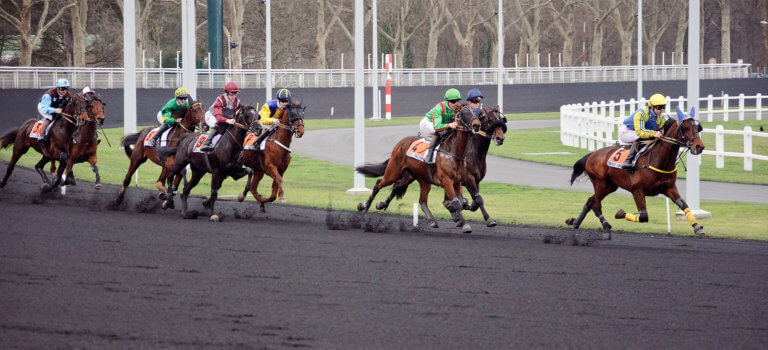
xmin=143 ymin=127 xmax=173 ymax=148
xmin=406 ymin=138 xmax=441 ymax=163
xmin=242 ymin=132 xmax=262 ymax=151
xmin=29 ymin=119 xmax=56 ymax=140
xmin=607 ymin=143 xmax=648 ymax=169
xmin=192 ymin=134 xmax=223 ymax=153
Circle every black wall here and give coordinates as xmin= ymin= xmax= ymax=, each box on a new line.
xmin=1 ymin=78 xmax=765 ymax=129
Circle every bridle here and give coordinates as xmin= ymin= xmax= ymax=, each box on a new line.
xmin=454 ymin=105 xmax=480 ymax=132
xmin=475 ymin=106 xmax=508 ymax=139
xmin=177 ymin=102 xmax=205 ymax=132
xmin=656 ymin=118 xmax=702 ymax=153
xmin=57 ymin=94 xmax=84 ymax=125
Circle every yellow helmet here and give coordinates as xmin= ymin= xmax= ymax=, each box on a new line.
xmin=648 ymin=93 xmax=667 ymax=108
xmin=174 ymin=87 xmax=190 ymax=98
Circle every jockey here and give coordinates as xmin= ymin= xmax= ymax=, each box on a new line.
xmin=619 ymin=93 xmax=667 ymax=169
xmin=259 ymin=88 xmax=289 ymax=127
xmin=200 ymin=81 xmax=242 ymax=151
xmin=148 ymin=87 xmax=191 ymax=147
xmin=466 ymin=88 xmax=483 ymax=112
xmin=38 ymin=78 xmax=74 ymax=143
xmin=419 ymin=88 xmax=462 ymax=164
xmin=82 ymin=86 xmax=96 ymax=96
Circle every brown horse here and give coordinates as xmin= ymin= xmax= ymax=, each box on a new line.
xmin=566 ymin=106 xmax=706 ymax=238
xmin=113 ymin=102 xmax=205 ymax=207
xmin=162 ymin=105 xmax=262 ymax=221
xmin=237 ymin=100 xmax=306 ymax=212
xmin=374 ymin=104 xmax=508 ymax=227
xmin=356 ymin=105 xmax=481 ymax=233
xmin=45 ymin=92 xmax=106 ymax=188
xmin=1 ymin=91 xmax=87 ymax=191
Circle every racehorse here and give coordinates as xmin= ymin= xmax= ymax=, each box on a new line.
xmin=565 ymin=106 xmax=706 ymax=238
xmin=375 ymin=105 xmax=508 ymax=227
xmin=164 ymin=105 xmax=262 ymax=221
xmin=45 ymin=92 xmax=106 ymax=188
xmin=113 ymin=102 xmax=205 ymax=207
xmin=237 ymin=100 xmax=305 ymax=212
xmin=356 ymin=105 xmax=481 ymax=233
xmin=1 ymin=91 xmax=87 ymax=191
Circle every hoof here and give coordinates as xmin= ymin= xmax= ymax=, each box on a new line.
xmin=94 ymin=183 xmax=102 ymax=190
xmin=40 ymin=183 xmax=50 ymax=191
xmin=376 ymin=201 xmax=387 ymax=210
xmin=429 ymin=220 xmax=438 ymax=228
xmin=693 ymin=224 xmax=705 ymax=236
xmin=66 ymin=177 xmax=76 ymax=186
xmin=565 ymin=218 xmax=575 ymax=226
xmin=461 ymin=224 xmax=472 ymax=234
xmin=158 ymin=192 xmax=168 ymax=200
xmin=237 ymin=192 xmax=246 ymax=202
xmin=601 ymin=231 xmax=612 ymax=240
xmin=486 ymin=219 xmax=497 ymax=227
xmin=357 ymin=202 xmax=366 ymax=211
xmin=210 ymin=214 xmax=221 ymax=222
xmin=602 ymin=222 xmax=612 ymax=231
xmin=615 ymin=209 xmax=626 ymax=219
xmin=259 ymin=203 xmax=267 ymax=213
xmin=279 ymin=197 xmax=286 ymax=204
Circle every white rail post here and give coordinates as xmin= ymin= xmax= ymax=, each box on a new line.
xmin=715 ymin=125 xmax=724 ymax=168
xmin=707 ymin=94 xmax=714 ymax=122
xmin=619 ymin=99 xmax=626 ymax=118
xmin=757 ymin=93 xmax=763 ymax=120
xmin=738 ymin=93 xmax=745 ymax=120
xmin=744 ymin=126 xmax=753 ymax=171
xmin=723 ymin=94 xmax=729 ymax=121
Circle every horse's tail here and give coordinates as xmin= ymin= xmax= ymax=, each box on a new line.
xmin=122 ymin=133 xmax=141 ymax=158
xmin=355 ymin=159 xmax=389 ymax=178
xmin=0 ymin=128 xmax=18 ymax=149
xmin=570 ymin=152 xmax=593 ymax=185
xmin=391 ymin=171 xmax=413 ymax=199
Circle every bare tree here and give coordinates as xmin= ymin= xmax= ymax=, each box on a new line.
xmin=583 ymin=0 xmax=615 ymax=66
xmin=70 ymin=0 xmax=88 ymax=66
xmin=312 ymin=0 xmax=343 ymax=68
xmin=642 ymin=0 xmax=674 ymax=64
xmin=714 ymin=0 xmax=730 ymax=63
xmin=671 ymin=0 xmax=687 ymax=62
xmin=609 ymin=0 xmax=636 ymax=66
xmin=0 ymin=0 xmax=78 ymax=66
xmin=423 ymin=0 xmax=451 ymax=68
xmin=443 ymin=0 xmax=493 ymax=67
xmin=547 ymin=0 xmax=583 ymax=67
xmin=377 ymin=0 xmax=430 ymax=68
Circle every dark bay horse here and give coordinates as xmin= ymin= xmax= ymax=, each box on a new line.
xmin=375 ymin=105 xmax=508 ymax=227
xmin=356 ymin=105 xmax=481 ymax=233
xmin=164 ymin=105 xmax=262 ymax=221
xmin=45 ymin=93 xmax=106 ymax=188
xmin=237 ymin=100 xmax=305 ymax=212
xmin=1 ymin=91 xmax=86 ymax=190
xmin=566 ymin=107 xmax=706 ymax=238
xmin=113 ymin=102 xmax=205 ymax=206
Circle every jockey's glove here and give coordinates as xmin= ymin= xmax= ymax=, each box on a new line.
xmin=163 ymin=117 xmax=176 ymax=125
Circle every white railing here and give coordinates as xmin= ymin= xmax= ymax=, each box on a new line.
xmin=0 ymin=63 xmax=751 ymax=89
xmin=560 ymin=94 xmax=768 ymax=171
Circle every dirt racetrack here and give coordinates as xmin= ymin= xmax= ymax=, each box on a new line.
xmin=1 ymin=164 xmax=767 ymax=349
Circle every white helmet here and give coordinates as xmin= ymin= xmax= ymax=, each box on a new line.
xmin=82 ymin=86 xmax=95 ymax=95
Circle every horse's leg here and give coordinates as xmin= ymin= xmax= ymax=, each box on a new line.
xmin=1 ymin=144 xmax=29 ymax=188
xmin=357 ymin=162 xmax=400 ymax=212
xmin=256 ymin=164 xmax=282 ymax=204
xmin=207 ymin=173 xmax=225 ymax=222
xmin=156 ymin=167 xmax=170 ymax=199
xmin=666 ymin=186 xmax=704 ymax=235
xmin=615 ymin=189 xmax=649 ymax=224
xmin=445 ymin=181 xmax=471 ymax=233
xmin=62 ymin=147 xmax=77 ymax=186
xmin=45 ymin=155 xmax=67 ymax=192
xmin=180 ymin=169 xmax=205 ymax=219
xmin=248 ymin=171 xmax=265 ymax=200
xmin=416 ymin=179 xmax=438 ymax=228
xmin=88 ymin=152 xmax=101 ymax=188
xmin=115 ymin=155 xmax=147 ymax=205
xmin=238 ymin=171 xmax=253 ymax=202
xmin=377 ymin=173 xmax=414 ymax=211
xmin=35 ymin=157 xmax=52 ymax=186
xmin=591 ymin=183 xmax=617 ymax=234
xmin=466 ymin=179 xmax=496 ymax=227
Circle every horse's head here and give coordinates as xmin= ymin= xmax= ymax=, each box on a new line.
xmin=82 ymin=93 xmax=106 ymax=125
xmin=180 ymin=102 xmax=205 ymax=130
xmin=456 ymin=104 xmax=481 ymax=133
xmin=285 ymin=99 xmax=305 ymax=138
xmin=672 ymin=106 xmax=705 ymax=155
xmin=481 ymin=105 xmax=508 ymax=146
xmin=238 ymin=105 xmax=263 ymax=135
xmin=61 ymin=92 xmax=87 ymax=124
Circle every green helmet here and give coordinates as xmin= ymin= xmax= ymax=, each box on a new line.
xmin=444 ymin=88 xmax=461 ymax=101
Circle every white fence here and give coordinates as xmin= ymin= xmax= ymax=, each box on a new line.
xmin=560 ymin=94 xmax=768 ymax=171
xmin=0 ymin=63 xmax=751 ymax=89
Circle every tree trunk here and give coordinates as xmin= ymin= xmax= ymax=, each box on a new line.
xmin=589 ymin=25 xmax=603 ymax=66
xmin=71 ymin=0 xmax=88 ymax=67
xmin=720 ymin=0 xmax=731 ymax=63
xmin=225 ymin=0 xmax=247 ymax=69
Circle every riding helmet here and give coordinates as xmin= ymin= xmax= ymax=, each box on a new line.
xmin=175 ymin=87 xmax=190 ymax=99
xmin=56 ymin=78 xmax=70 ymax=88
xmin=466 ymin=88 xmax=483 ymax=101
xmin=648 ymin=93 xmax=667 ymax=108
xmin=444 ymin=88 xmax=461 ymax=101
xmin=276 ymin=88 xmax=292 ymax=101
xmin=224 ymin=82 xmax=240 ymax=93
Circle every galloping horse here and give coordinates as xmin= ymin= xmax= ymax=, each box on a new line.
xmin=164 ymin=105 xmax=262 ymax=221
xmin=113 ymin=102 xmax=205 ymax=206
xmin=566 ymin=107 xmax=706 ymax=238
xmin=356 ymin=105 xmax=481 ymax=233
xmin=237 ymin=100 xmax=305 ymax=212
xmin=1 ymin=91 xmax=86 ymax=190
xmin=45 ymin=92 xmax=106 ymax=188
xmin=375 ymin=105 xmax=508 ymax=227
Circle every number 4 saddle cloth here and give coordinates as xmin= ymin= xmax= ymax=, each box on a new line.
xmin=405 ymin=138 xmax=441 ymax=163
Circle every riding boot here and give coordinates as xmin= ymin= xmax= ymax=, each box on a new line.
xmin=425 ymin=133 xmax=441 ymax=164
xmin=148 ymin=123 xmax=170 ymax=147
xmin=200 ymin=127 xmax=218 ymax=151
xmin=622 ymin=142 xmax=639 ymax=169
xmin=41 ymin=118 xmax=52 ymax=142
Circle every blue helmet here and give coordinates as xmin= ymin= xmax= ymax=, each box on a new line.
xmin=276 ymin=88 xmax=292 ymax=101
xmin=56 ymin=78 xmax=71 ymax=88
xmin=466 ymin=88 xmax=483 ymax=101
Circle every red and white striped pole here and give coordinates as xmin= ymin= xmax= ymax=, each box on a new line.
xmin=385 ymin=53 xmax=392 ymax=120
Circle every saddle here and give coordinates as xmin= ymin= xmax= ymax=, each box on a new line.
xmin=192 ymin=134 xmax=223 ymax=153
xmin=143 ymin=126 xmax=174 ymax=148
xmin=607 ymin=142 xmax=650 ymax=169
xmin=406 ymin=138 xmax=441 ymax=163
xmin=29 ymin=119 xmax=56 ymax=140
